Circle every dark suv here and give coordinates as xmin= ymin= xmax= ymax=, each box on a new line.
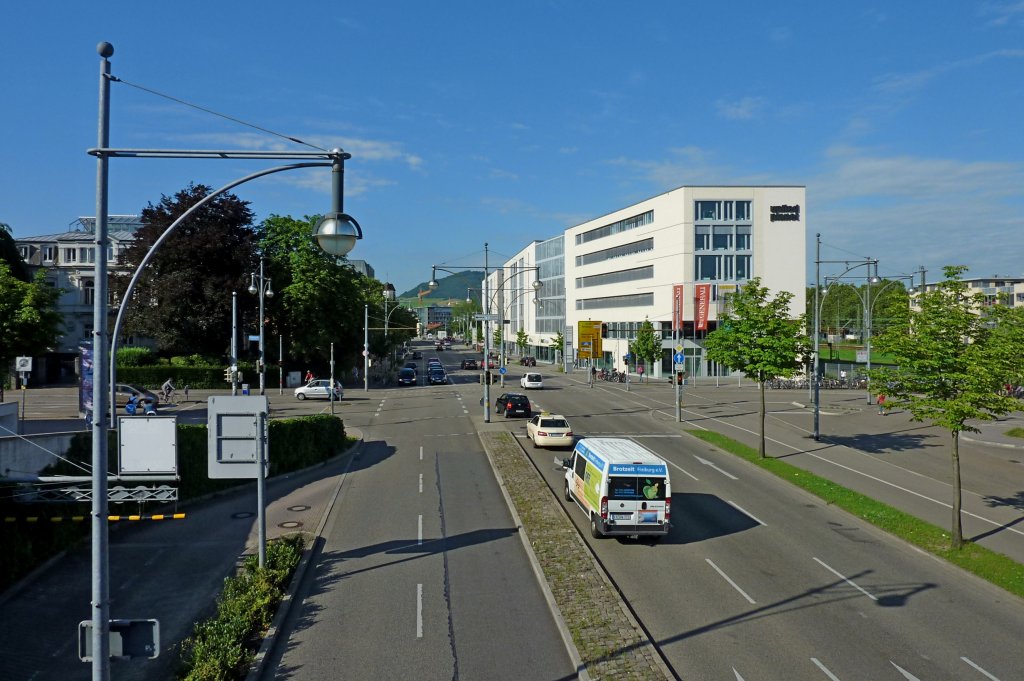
xmin=461 ymin=358 xmax=479 ymax=370
xmin=494 ymin=392 xmax=531 ymax=418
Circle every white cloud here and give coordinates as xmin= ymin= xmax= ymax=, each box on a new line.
xmin=873 ymin=49 xmax=1024 ymax=94
xmin=715 ymin=96 xmax=765 ymax=120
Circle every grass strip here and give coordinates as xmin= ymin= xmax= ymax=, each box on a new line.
xmin=1005 ymin=427 xmax=1024 ymax=439
xmin=685 ymin=430 xmax=1024 ymax=599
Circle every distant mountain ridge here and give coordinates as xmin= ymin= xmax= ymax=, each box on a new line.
xmin=399 ymin=270 xmax=484 ymax=303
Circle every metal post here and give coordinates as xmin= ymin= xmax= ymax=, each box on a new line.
xmin=363 ymin=305 xmax=369 ymax=392
xmin=258 ymin=258 xmax=266 ymax=395
xmin=675 ymin=287 xmax=681 ymax=422
xmin=497 ymin=272 xmax=505 ymax=387
xmin=91 ymin=40 xmax=113 ymax=681
xmin=278 ymin=334 xmax=283 ymax=395
xmin=813 ymin=234 xmax=821 ymax=440
xmin=330 ymin=341 xmax=336 ymax=416
xmin=256 ymin=410 xmax=266 ymax=568
xmin=232 ymin=292 xmax=238 ymax=396
xmin=865 ymin=260 xmax=873 ymax=404
xmin=483 ymin=244 xmax=491 ymax=422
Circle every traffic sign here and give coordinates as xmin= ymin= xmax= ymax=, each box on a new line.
xmin=498 ymin=367 xmax=507 ymax=375
xmin=15 ymin=356 xmax=32 ymax=372
xmin=675 ymin=344 xmax=683 ymax=352
xmin=673 ymin=352 xmax=685 ymax=364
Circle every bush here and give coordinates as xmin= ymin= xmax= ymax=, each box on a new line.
xmin=117 ymin=346 xmax=156 ymax=367
xmin=178 ymin=534 xmax=305 ymax=680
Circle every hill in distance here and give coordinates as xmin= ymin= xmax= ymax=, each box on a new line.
xmin=399 ymin=271 xmax=484 ymax=304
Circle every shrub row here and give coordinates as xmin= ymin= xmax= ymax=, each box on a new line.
xmin=177 ymin=533 xmax=305 ymax=680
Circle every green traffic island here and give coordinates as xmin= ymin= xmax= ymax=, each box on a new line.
xmin=176 ymin=534 xmax=305 ymax=681
xmin=686 ymin=430 xmax=1024 ymax=600
xmin=1005 ymin=427 xmax=1024 ymax=439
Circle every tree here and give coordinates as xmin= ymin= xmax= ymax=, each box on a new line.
xmin=705 ymin=278 xmax=808 ymax=458
xmin=550 ymin=330 xmax=564 ymax=365
xmin=631 ymin=318 xmax=660 ymax=381
xmin=0 ymin=223 xmax=30 ymax=282
xmin=259 ymin=214 xmax=370 ymax=371
xmin=0 ymin=262 xmax=63 ymax=392
xmin=111 ymin=184 xmax=257 ymax=356
xmin=870 ymin=266 xmax=1021 ymax=549
xmin=515 ymin=329 xmax=529 ymax=355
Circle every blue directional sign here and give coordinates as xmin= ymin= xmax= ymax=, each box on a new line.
xmin=673 ymin=352 xmax=685 ymax=364
xmin=498 ymin=367 xmax=507 ymax=375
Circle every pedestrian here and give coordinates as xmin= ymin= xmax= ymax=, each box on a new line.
xmin=183 ymin=384 xmax=190 ymax=401
xmin=840 ymin=369 xmax=847 ymax=385
xmin=352 ymin=365 xmax=359 ymax=384
xmin=877 ymin=393 xmax=887 ymax=415
xmin=304 ymin=369 xmax=313 ymax=383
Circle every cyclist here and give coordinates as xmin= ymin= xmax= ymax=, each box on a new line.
xmin=161 ymin=378 xmax=175 ymax=403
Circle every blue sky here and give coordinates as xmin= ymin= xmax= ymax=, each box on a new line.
xmin=3 ymin=2 xmax=1022 ymax=294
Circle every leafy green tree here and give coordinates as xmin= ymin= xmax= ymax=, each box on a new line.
xmin=111 ymin=184 xmax=257 ymax=356
xmin=870 ymin=266 xmax=1021 ymax=549
xmin=550 ymin=330 xmax=564 ymax=358
xmin=259 ymin=214 xmax=370 ymax=371
xmin=705 ymin=278 xmax=808 ymax=458
xmin=515 ymin=329 xmax=529 ymax=355
xmin=0 ymin=262 xmax=63 ymax=391
xmin=631 ymin=318 xmax=660 ymax=381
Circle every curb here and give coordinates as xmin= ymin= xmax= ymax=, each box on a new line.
xmin=245 ymin=431 xmax=364 ymax=681
xmin=479 ymin=432 xmax=592 ymax=681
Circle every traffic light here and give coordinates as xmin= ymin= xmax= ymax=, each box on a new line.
xmin=224 ymin=367 xmax=233 ymax=383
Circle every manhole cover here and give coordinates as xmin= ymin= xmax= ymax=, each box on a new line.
xmin=287 ymin=505 xmax=311 ymax=512
xmin=232 ymin=511 xmax=255 ymax=519
xmin=279 ymin=521 xmax=303 ymax=529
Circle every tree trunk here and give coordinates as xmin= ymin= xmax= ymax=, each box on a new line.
xmin=950 ymin=430 xmax=963 ymax=549
xmin=759 ymin=378 xmax=766 ymax=458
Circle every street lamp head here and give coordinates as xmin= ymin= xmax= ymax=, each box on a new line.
xmin=265 ymin=280 xmax=274 ymax=298
xmin=314 ymin=212 xmax=362 ymax=257
xmin=532 ymin=279 xmax=543 ymax=291
xmin=248 ymin=274 xmax=258 ymax=295
xmin=428 ymin=268 xmax=439 ymax=288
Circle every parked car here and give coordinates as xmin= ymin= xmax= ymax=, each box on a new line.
xmin=428 ymin=369 xmax=448 ymax=385
xmin=397 ymin=368 xmax=418 ymax=386
xmin=494 ymin=392 xmax=531 ymax=418
xmin=114 ymin=383 xmax=160 ymax=407
xmin=520 ymin=372 xmax=543 ymax=390
xmin=527 ymin=413 xmax=574 ymax=448
xmin=294 ymin=379 xmax=343 ymax=401
xmin=461 ymin=358 xmax=479 ymax=370
xmin=519 ymin=356 xmax=537 ymax=367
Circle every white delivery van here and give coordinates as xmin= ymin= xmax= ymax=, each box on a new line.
xmin=562 ymin=437 xmax=671 ymax=540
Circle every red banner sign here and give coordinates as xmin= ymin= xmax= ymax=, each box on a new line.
xmin=695 ymin=284 xmax=711 ymax=331
xmin=672 ymin=284 xmax=685 ymax=331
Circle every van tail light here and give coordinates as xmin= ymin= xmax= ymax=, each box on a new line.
xmin=665 ymin=497 xmax=671 ymax=522
xmin=600 ymin=496 xmax=608 ymax=520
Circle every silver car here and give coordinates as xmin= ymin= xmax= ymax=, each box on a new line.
xmin=294 ymin=379 xmax=343 ymax=401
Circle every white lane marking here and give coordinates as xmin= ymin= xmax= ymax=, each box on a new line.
xmin=418 ymin=515 xmax=423 ymax=545
xmin=420 ymin=446 xmax=423 ymax=461
xmin=664 ymin=458 xmax=699 ymax=481
xmin=419 ymin=473 xmax=423 ymax=494
xmin=705 ymin=558 xmax=756 ymax=604
xmin=810 ymin=657 xmax=842 ymax=680
xmin=726 ymin=500 xmax=766 ymax=526
xmin=961 ymin=656 xmax=1002 ymax=681
xmin=417 ymin=583 xmax=423 ymax=638
xmin=813 ymin=557 xmax=877 ymax=601
xmin=694 ymin=454 xmax=739 ymax=480
xmin=891 ymin=661 xmax=922 ymax=680
xmin=732 ymin=668 xmax=746 ymax=680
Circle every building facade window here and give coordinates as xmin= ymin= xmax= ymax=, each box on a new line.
xmin=576 ymin=237 xmax=654 ymax=267
xmin=63 ymin=248 xmax=77 ymax=264
xmin=79 ymin=247 xmax=96 ymax=264
xmin=693 ymin=200 xmax=753 ymax=283
xmin=576 ymin=292 xmax=653 ymax=310
xmin=575 ymin=210 xmax=653 ymax=246
xmin=43 ymin=246 xmax=56 ymax=262
xmin=83 ymin=279 xmax=95 ymax=305
xmin=576 ymin=265 xmax=653 ymax=289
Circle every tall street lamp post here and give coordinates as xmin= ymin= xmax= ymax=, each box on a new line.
xmin=248 ymin=257 xmax=273 ymax=395
xmin=90 ymin=43 xmax=361 ymax=680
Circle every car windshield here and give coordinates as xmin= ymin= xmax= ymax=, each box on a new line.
xmin=540 ymin=418 xmax=568 ymax=428
xmin=607 ymin=476 xmax=667 ymax=501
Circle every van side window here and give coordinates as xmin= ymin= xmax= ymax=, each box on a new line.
xmin=574 ymin=454 xmax=587 ymax=478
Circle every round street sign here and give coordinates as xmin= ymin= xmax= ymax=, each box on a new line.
xmin=673 ymin=352 xmax=685 ymax=364
xmin=498 ymin=367 xmax=507 ymax=375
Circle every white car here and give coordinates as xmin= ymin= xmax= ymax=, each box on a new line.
xmin=294 ymin=379 xmax=343 ymax=401
xmin=526 ymin=413 xmax=574 ymax=449
xmin=520 ymin=372 xmax=543 ymax=389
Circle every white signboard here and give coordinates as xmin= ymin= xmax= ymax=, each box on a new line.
xmin=207 ymin=395 xmax=269 ymax=479
xmin=118 ymin=416 xmax=178 ymax=477
xmin=15 ymin=356 xmax=32 ymax=372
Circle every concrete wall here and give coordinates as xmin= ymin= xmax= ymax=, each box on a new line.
xmin=0 ymin=432 xmax=76 ymax=477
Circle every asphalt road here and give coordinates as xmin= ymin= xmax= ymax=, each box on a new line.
xmin=261 ymin=352 xmax=576 ymax=680
xmin=474 ymin=360 xmax=1024 ymax=680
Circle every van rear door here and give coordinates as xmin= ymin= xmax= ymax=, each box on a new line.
xmin=605 ymin=467 xmax=668 ymax=529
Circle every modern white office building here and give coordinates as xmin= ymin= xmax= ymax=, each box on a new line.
xmin=487 ymin=185 xmax=807 ymax=379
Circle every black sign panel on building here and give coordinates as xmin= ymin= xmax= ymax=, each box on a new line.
xmin=770 ymin=205 xmax=801 ymax=221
